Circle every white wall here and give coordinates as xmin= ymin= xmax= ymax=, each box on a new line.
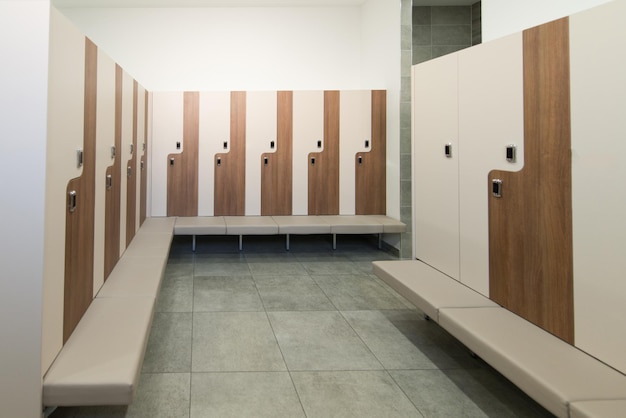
xmin=59 ymin=6 xmax=363 ymax=91
xmin=0 ymin=1 xmax=50 ymax=417
xmin=482 ymin=0 xmax=612 ymax=42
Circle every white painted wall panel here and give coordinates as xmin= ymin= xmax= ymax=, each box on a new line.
xmin=93 ymin=49 xmax=117 ymax=296
xmin=42 ymin=6 xmax=85 ymax=375
xmin=198 ymin=91 xmax=230 ymax=216
xmin=0 ymin=2 xmax=49 ymax=416
xmin=339 ymin=90 xmax=371 ymax=215
xmin=150 ymin=92 xmax=183 ymax=217
xmin=245 ymin=91 xmax=277 ymax=216
xmin=412 ymin=53 xmax=460 ymax=280
xmin=570 ymin=0 xmax=626 ymax=374
xmin=457 ymin=33 xmax=524 ymax=296
xmin=292 ymin=91 xmax=324 ymax=215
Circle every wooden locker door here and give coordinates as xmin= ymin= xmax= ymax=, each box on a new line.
xmin=570 ymin=0 xmax=626 ymax=372
xmin=457 ymin=33 xmax=524 ymax=297
xmin=167 ymin=92 xmax=199 ymax=217
xmin=412 ymin=53 xmax=460 ymax=280
xmin=308 ymin=91 xmax=340 ymax=215
xmin=139 ymin=89 xmax=148 ymax=225
xmin=214 ymin=92 xmax=246 ymax=216
xmin=292 ymin=91 xmax=324 ymax=215
xmin=125 ymin=80 xmax=138 ymax=246
xmin=355 ymin=90 xmax=386 ymax=215
xmin=489 ymin=18 xmax=574 ymax=344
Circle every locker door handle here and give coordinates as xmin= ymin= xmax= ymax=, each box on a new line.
xmin=217 ymin=157 xmax=221 ymax=166
xmin=492 ymin=179 xmax=503 ymax=198
xmin=311 ymin=157 xmax=316 ymax=165
xmin=270 ymin=140 xmax=275 ymax=149
xmin=445 ymin=143 xmax=452 ymax=158
xmin=170 ymin=158 xmax=175 ymax=166
xmin=106 ymin=174 xmax=113 ymax=190
xmin=141 ymin=160 xmax=144 ymax=170
xmin=358 ymin=155 xmax=363 ymax=165
xmin=76 ymin=149 xmax=83 ymax=167
xmin=130 ymin=144 xmax=134 ymax=154
xmin=317 ymin=140 xmax=322 ymax=149
xmin=127 ymin=166 xmax=132 ymax=178
xmin=111 ymin=146 xmax=116 ymax=159
xmin=68 ymin=190 xmax=77 ymax=213
xmin=264 ymin=157 xmax=268 ymax=166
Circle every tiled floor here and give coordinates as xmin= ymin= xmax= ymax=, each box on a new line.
xmin=53 ymin=235 xmax=553 ymax=418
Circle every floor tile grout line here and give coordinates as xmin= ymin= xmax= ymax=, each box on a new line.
xmin=386 ymin=369 xmax=427 ymax=418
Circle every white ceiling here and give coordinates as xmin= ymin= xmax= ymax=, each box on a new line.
xmin=53 ymin=0 xmax=476 ymax=8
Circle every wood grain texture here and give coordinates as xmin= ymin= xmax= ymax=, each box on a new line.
xmin=308 ymin=90 xmax=340 ymax=215
xmin=125 ymin=80 xmax=138 ymax=245
xmin=261 ymin=91 xmax=293 ymax=215
xmin=489 ymin=18 xmax=574 ymax=343
xmin=356 ymin=90 xmax=386 ymax=215
xmin=104 ymin=64 xmax=123 ymax=280
xmin=64 ymin=38 xmax=97 ymax=343
xmin=167 ymin=91 xmax=199 ymax=216
xmin=214 ymin=91 xmax=246 ymax=216
xmin=140 ymin=89 xmax=148 ymax=225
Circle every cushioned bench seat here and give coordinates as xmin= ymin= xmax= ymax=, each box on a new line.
xmin=122 ymin=226 xmax=173 ymax=259
xmin=42 ymin=297 xmax=155 ymax=406
xmin=96 ymin=255 xmax=167 ymax=299
xmin=438 ymin=307 xmax=626 ymax=418
xmin=570 ymin=400 xmax=626 ymax=418
xmin=372 ymin=260 xmax=497 ymax=321
xmin=174 ymin=216 xmax=226 ymax=251
xmin=272 ymin=216 xmax=332 ymax=250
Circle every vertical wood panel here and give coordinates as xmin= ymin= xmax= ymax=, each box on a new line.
xmin=125 ymin=81 xmax=138 ymax=245
xmin=140 ymin=90 xmax=148 ymax=225
xmin=104 ymin=65 xmax=122 ymax=280
xmin=261 ymin=91 xmax=293 ymax=215
xmin=355 ymin=90 xmax=386 ymax=215
xmin=64 ymin=38 xmax=97 ymax=343
xmin=167 ymin=92 xmax=199 ymax=216
xmin=308 ymin=90 xmax=340 ymax=215
xmin=215 ymin=91 xmax=246 ymax=216
xmin=489 ymin=18 xmax=573 ymax=343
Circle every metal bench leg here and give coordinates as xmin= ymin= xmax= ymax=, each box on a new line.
xmin=192 ymin=235 xmax=196 ymax=252
xmin=286 ymin=234 xmax=290 ymax=251
xmin=378 ymin=233 xmax=382 ymax=249
xmin=239 ymin=235 xmax=243 ymax=251
xmin=333 ymin=234 xmax=337 ymax=250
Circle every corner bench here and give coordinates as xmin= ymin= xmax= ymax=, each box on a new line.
xmin=373 ymin=259 xmax=626 ymax=418
xmin=42 ymin=217 xmax=175 ymax=412
xmin=174 ymin=215 xmax=406 ymax=251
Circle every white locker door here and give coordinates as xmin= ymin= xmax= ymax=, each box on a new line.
xmin=457 ymin=33 xmax=524 ymax=296
xmin=570 ymin=0 xmax=626 ymax=374
xmin=412 ymin=53 xmax=460 ymax=280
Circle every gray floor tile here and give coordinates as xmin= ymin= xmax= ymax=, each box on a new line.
xmin=126 ymin=373 xmax=191 ymax=418
xmin=372 ymin=276 xmax=417 ymax=309
xmin=193 ymin=276 xmax=263 ymax=312
xmin=292 ymin=371 xmax=422 ymax=418
xmin=142 ymin=312 xmax=192 ymax=373
xmin=164 ymin=263 xmax=194 ymax=279
xmin=342 ymin=310 xmax=440 ymax=370
xmin=193 ymin=252 xmax=247 ymax=263
xmin=190 ymin=372 xmax=305 ymax=418
xmin=312 ymin=274 xmax=408 ymax=310
xmin=301 ymin=261 xmax=362 ymax=275
xmin=248 ymin=261 xmax=307 ymax=276
xmin=245 ymin=252 xmax=295 ymax=263
xmin=268 ymin=311 xmax=383 ymax=371
xmin=192 ymin=312 xmax=287 ymax=372
xmin=254 ymin=275 xmax=336 ymax=311
xmin=156 ymin=276 xmax=193 ymax=312
xmin=193 ymin=261 xmax=251 ymax=276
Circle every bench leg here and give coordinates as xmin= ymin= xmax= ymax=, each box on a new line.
xmin=333 ymin=234 xmax=337 ymax=250
xmin=378 ymin=233 xmax=382 ymax=249
xmin=286 ymin=234 xmax=290 ymax=251
xmin=192 ymin=235 xmax=196 ymax=252
xmin=239 ymin=235 xmax=243 ymax=251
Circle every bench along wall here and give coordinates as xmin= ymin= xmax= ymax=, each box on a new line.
xmin=42 ymin=8 xmax=149 ymax=374
xmin=412 ymin=0 xmax=626 ymax=374
xmin=151 ymin=90 xmax=386 ymax=217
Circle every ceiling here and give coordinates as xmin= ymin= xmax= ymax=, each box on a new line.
xmin=53 ymin=0 xmax=476 ymax=7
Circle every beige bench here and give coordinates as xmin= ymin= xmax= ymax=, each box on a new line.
xmin=42 ymin=217 xmax=175 ymax=411
xmin=373 ymin=259 xmax=626 ymax=418
xmin=175 ymin=215 xmax=406 ymax=251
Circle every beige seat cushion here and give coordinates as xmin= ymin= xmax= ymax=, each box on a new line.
xmin=272 ymin=215 xmax=331 ymax=235
xmin=224 ymin=216 xmax=279 ymax=235
xmin=174 ymin=216 xmax=226 ymax=235
xmin=97 ymin=256 xmax=167 ymax=299
xmin=42 ymin=297 xmax=154 ymax=406
xmin=123 ymin=231 xmax=172 ymax=259
xmin=570 ymin=400 xmax=626 ymax=418
xmin=321 ymin=215 xmax=384 ymax=234
xmin=439 ymin=307 xmax=626 ymax=418
xmin=136 ymin=217 xmax=176 ymax=234
xmin=365 ymin=215 xmax=407 ymax=233
xmin=372 ymin=260 xmax=496 ymax=321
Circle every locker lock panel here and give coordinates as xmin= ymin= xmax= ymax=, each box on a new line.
xmin=506 ymin=144 xmax=517 ymax=162
xmin=445 ymin=143 xmax=453 ymax=158
xmin=76 ymin=149 xmax=83 ymax=168
xmin=176 ymin=141 xmax=181 ymax=150
xmin=492 ymin=179 xmax=503 ymax=198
